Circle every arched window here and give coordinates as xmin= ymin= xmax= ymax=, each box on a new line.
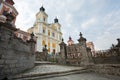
xmin=52 ymin=32 xmax=55 ymax=37
xmin=43 ymin=27 xmax=46 ymax=33
xmin=48 ymin=48 xmax=50 ymax=52
xmin=48 ymin=42 xmax=50 ymax=47
xmin=48 ymin=30 xmax=50 ymax=36
xmin=42 ymin=40 xmax=46 ymax=46
xmin=52 ymin=43 xmax=56 ymax=48
xmin=43 ymin=17 xmax=46 ymax=22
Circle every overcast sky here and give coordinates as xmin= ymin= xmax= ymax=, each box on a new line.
xmin=14 ymin=0 xmax=120 ymax=50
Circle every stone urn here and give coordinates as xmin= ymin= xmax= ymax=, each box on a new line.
xmin=5 ymin=13 xmax=14 ymax=23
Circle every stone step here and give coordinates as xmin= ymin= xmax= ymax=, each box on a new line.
xmin=8 ymin=64 xmax=89 ymax=80
xmin=35 ymin=61 xmax=55 ymax=66
xmin=10 ymin=68 xmax=90 ymax=80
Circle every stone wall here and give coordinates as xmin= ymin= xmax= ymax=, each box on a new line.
xmin=35 ymin=52 xmax=46 ymax=61
xmin=0 ymin=22 xmax=35 ymax=79
xmin=91 ymin=64 xmax=120 ymax=76
xmin=35 ymin=45 xmax=48 ymax=61
xmin=93 ymin=56 xmax=120 ymax=64
xmin=93 ymin=38 xmax=120 ymax=64
xmin=59 ymin=33 xmax=94 ymax=65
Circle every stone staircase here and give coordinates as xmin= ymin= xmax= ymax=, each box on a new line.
xmin=8 ymin=61 xmax=90 ymax=80
xmin=35 ymin=61 xmax=55 ymax=65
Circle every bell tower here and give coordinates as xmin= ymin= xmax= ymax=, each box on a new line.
xmin=36 ymin=6 xmax=48 ymax=23
xmin=27 ymin=6 xmax=62 ymax=54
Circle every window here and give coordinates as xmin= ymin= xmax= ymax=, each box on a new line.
xmin=43 ymin=29 xmax=45 ymax=33
xmin=48 ymin=48 xmax=50 ymax=52
xmin=52 ymin=32 xmax=55 ymax=37
xmin=48 ymin=30 xmax=50 ymax=36
xmin=48 ymin=42 xmax=50 ymax=47
xmin=43 ymin=27 xmax=46 ymax=33
xmin=43 ymin=17 xmax=45 ymax=22
xmin=42 ymin=40 xmax=46 ymax=46
xmin=52 ymin=43 xmax=56 ymax=48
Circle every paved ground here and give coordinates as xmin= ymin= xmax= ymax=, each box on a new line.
xmin=36 ymin=72 xmax=120 ymax=80
xmin=17 ymin=65 xmax=84 ymax=75
xmin=35 ymin=61 xmax=55 ymax=66
xmin=35 ymin=61 xmax=53 ymax=64
xmin=12 ymin=62 xmax=120 ymax=80
xmin=12 ymin=64 xmax=85 ymax=79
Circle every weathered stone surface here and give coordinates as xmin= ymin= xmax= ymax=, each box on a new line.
xmin=0 ymin=60 xmax=5 ymax=64
xmin=0 ymin=64 xmax=4 ymax=69
xmin=12 ymin=64 xmax=85 ymax=79
xmin=5 ymin=60 xmax=18 ymax=64
xmin=0 ymin=23 xmax=36 ymax=78
xmin=36 ymin=72 xmax=120 ymax=80
xmin=59 ymin=32 xmax=93 ymax=65
xmin=91 ymin=64 xmax=120 ymax=76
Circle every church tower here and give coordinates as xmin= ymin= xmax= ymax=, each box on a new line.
xmin=36 ymin=6 xmax=48 ymax=23
xmin=27 ymin=6 xmax=62 ymax=54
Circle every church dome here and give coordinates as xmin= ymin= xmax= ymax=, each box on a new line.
xmin=40 ymin=6 xmax=45 ymax=12
xmin=54 ymin=17 xmax=58 ymax=23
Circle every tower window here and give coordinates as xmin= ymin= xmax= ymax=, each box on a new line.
xmin=43 ymin=17 xmax=45 ymax=22
xmin=52 ymin=32 xmax=55 ymax=37
xmin=43 ymin=27 xmax=46 ymax=33
xmin=43 ymin=29 xmax=45 ymax=33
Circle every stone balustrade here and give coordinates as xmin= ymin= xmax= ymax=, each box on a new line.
xmin=0 ymin=22 xmax=36 ymax=79
xmin=91 ymin=64 xmax=120 ymax=76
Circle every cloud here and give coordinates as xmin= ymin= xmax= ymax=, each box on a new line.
xmin=13 ymin=0 xmax=120 ymax=50
xmin=94 ymin=10 xmax=120 ymax=50
xmin=81 ymin=18 xmax=97 ymax=29
xmin=14 ymin=1 xmax=35 ymax=31
xmin=95 ymin=32 xmax=113 ymax=50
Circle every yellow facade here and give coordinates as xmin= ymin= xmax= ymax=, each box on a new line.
xmin=27 ymin=6 xmax=62 ymax=54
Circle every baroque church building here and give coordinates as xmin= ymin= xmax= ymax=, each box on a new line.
xmin=27 ymin=6 xmax=62 ymax=54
